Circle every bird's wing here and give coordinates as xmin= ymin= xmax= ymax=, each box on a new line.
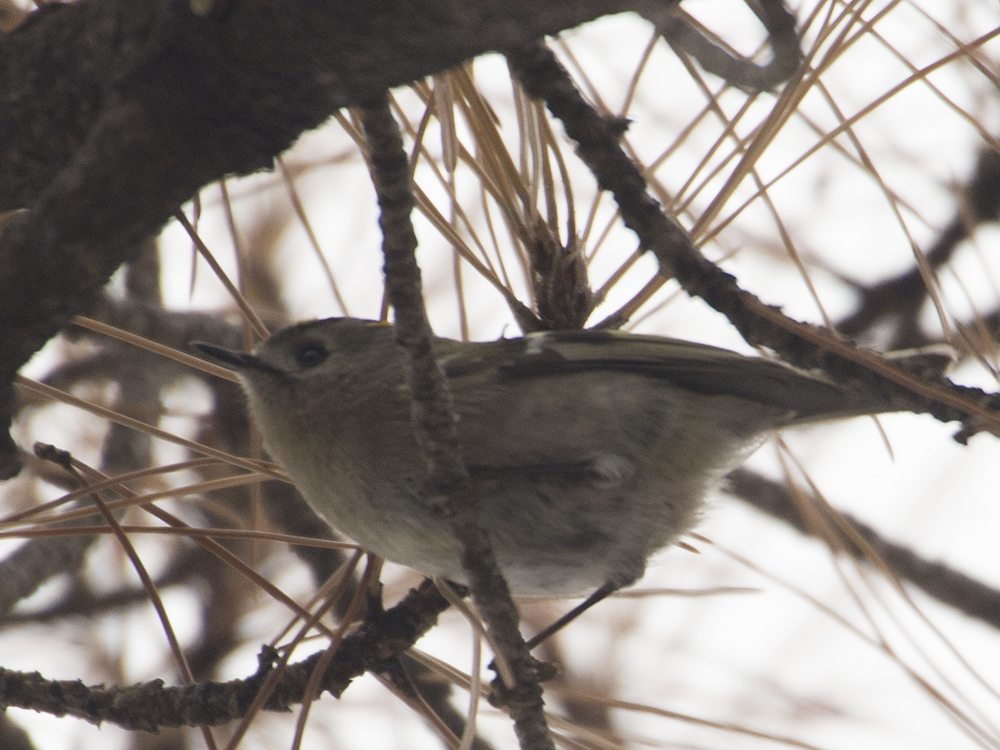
xmin=430 ymin=330 xmax=866 ymax=482
xmin=438 ymin=329 xmax=874 ymax=425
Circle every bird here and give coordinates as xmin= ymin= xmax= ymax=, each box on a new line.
xmin=195 ymin=317 xmax=906 ymax=598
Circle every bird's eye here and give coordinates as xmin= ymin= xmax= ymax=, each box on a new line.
xmin=293 ymin=341 xmax=329 ymax=368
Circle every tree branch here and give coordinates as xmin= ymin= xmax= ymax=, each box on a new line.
xmin=360 ymin=95 xmax=556 ymax=750
xmin=504 ymin=38 xmax=1000 ymax=439
xmin=0 ymin=578 xmax=450 ymax=731
xmin=0 ymin=0 xmax=650 ymax=478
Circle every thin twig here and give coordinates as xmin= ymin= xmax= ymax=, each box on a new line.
xmin=359 ymin=96 xmax=556 ymax=750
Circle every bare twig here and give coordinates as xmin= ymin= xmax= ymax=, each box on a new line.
xmin=653 ymin=0 xmax=801 ymax=92
xmin=360 ymin=95 xmax=556 ymax=750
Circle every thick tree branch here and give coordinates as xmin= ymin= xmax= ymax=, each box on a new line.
xmin=0 ymin=0 xmax=655 ymax=478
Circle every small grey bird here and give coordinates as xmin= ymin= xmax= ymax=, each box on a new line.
xmin=195 ymin=318 xmax=904 ymax=597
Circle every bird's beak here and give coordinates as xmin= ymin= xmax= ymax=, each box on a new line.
xmin=192 ymin=342 xmax=267 ymax=372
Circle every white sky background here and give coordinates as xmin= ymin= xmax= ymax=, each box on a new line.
xmin=6 ymin=1 xmax=1000 ymax=749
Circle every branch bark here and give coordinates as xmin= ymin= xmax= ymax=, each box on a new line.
xmin=0 ymin=0 xmax=651 ymax=478
xmin=0 ymin=578 xmax=450 ymax=731
xmin=361 ymin=96 xmax=556 ymax=750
